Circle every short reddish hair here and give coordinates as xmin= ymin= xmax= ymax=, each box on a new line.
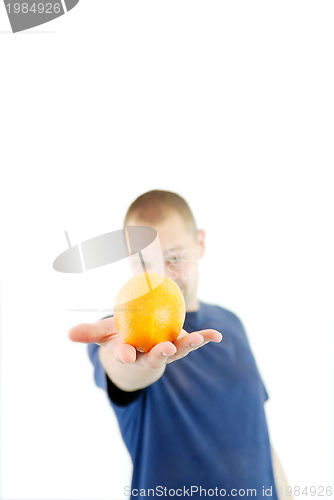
xmin=124 ymin=190 xmax=197 ymax=236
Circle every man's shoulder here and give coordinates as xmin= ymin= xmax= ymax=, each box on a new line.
xmin=201 ymin=301 xmax=243 ymax=323
xmin=199 ymin=301 xmax=247 ymax=335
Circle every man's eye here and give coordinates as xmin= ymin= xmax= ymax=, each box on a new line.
xmin=168 ymin=256 xmax=179 ymax=264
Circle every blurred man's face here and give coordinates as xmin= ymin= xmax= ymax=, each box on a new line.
xmin=126 ymin=212 xmax=205 ymax=312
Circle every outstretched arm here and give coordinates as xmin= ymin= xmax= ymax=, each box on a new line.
xmin=69 ymin=316 xmax=222 ymax=391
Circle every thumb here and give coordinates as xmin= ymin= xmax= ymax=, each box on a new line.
xmin=68 ymin=317 xmax=117 ymax=345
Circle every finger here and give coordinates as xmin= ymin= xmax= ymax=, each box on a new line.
xmin=169 ymin=331 xmax=204 ymax=359
xmin=198 ymin=329 xmax=222 ymax=343
xmin=176 ymin=329 xmax=222 ymax=349
xmin=68 ymin=317 xmax=118 ymax=345
xmin=176 ymin=328 xmax=222 ymax=344
xmin=176 ymin=328 xmax=190 ymax=340
xmin=138 ymin=341 xmax=177 ymax=369
xmin=167 ymin=329 xmax=222 ymax=362
xmin=111 ymin=339 xmax=137 ymax=364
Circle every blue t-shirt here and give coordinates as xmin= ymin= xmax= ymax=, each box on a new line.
xmin=88 ymin=302 xmax=278 ymax=500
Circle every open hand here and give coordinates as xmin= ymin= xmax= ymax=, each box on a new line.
xmin=68 ymin=316 xmax=222 ymax=370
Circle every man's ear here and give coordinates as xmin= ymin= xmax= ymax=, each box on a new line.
xmin=197 ymin=229 xmax=205 ymax=258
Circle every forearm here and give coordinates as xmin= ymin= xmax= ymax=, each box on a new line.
xmin=271 ymin=446 xmax=294 ymax=500
xmin=98 ymin=345 xmax=166 ymax=391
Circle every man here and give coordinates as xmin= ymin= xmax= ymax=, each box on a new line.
xmin=69 ymin=190 xmax=289 ymax=499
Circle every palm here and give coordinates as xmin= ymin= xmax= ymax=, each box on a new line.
xmin=69 ymin=316 xmax=222 ymax=369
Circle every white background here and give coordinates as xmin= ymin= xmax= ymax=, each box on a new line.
xmin=0 ymin=1 xmax=333 ymax=499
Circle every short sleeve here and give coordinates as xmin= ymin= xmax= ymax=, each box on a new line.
xmin=106 ymin=372 xmax=142 ymax=406
xmin=87 ymin=342 xmax=108 ymax=392
xmin=87 ymin=342 xmax=142 ymax=407
xmin=86 ymin=314 xmax=112 ymax=394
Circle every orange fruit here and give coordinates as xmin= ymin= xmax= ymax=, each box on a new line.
xmin=114 ymin=272 xmax=186 ymax=352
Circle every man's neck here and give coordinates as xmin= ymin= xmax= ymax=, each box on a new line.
xmin=186 ymin=296 xmax=200 ymax=313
